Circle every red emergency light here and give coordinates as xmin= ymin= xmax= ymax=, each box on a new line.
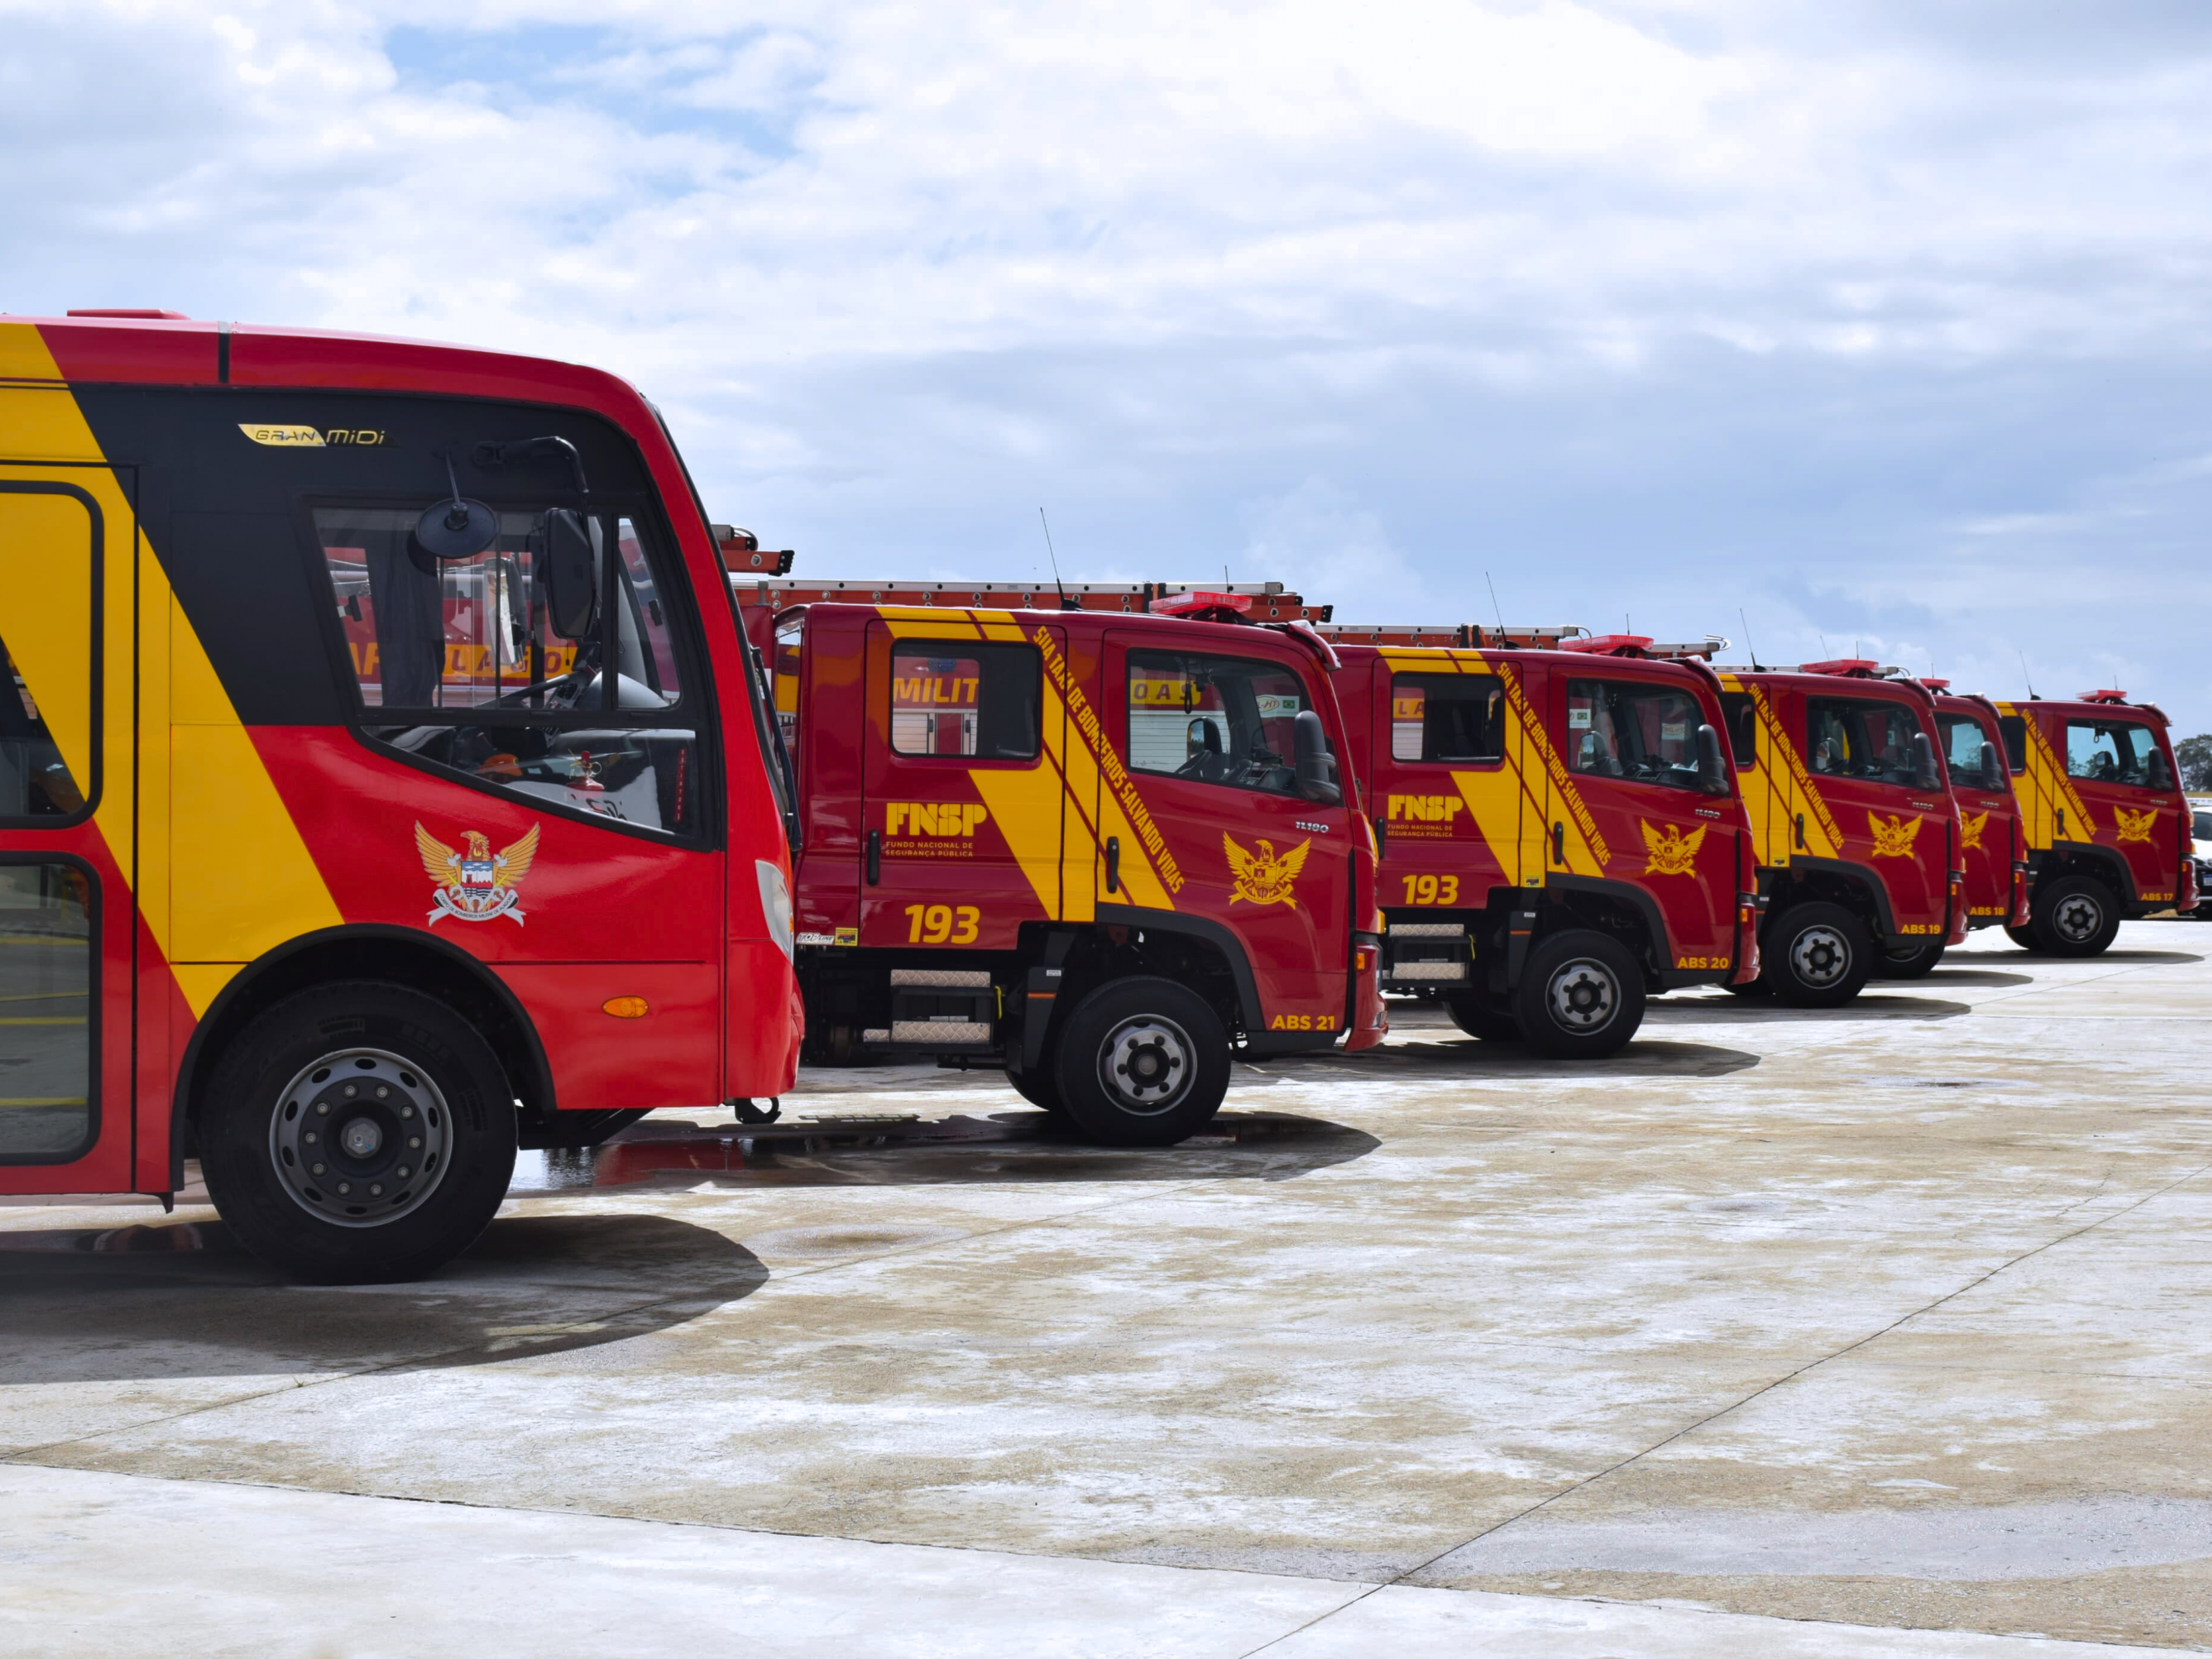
xmin=2078 ymin=689 xmax=2129 ymax=704
xmin=1800 ymin=659 xmax=1882 ymax=678
xmin=1560 ymin=633 xmax=1654 ymax=656
xmin=1148 ymin=591 xmax=1253 ymax=618
xmin=1921 ymin=677 xmax=1951 ymax=690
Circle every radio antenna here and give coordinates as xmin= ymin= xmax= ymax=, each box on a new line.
xmin=1038 ymin=508 xmax=1069 ymax=610
xmin=1739 ymin=607 xmax=1763 ymax=670
xmin=2018 ymin=648 xmax=2038 ymax=700
xmin=1485 ymin=571 xmax=1507 ymax=647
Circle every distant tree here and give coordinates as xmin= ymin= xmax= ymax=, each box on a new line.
xmin=2177 ymin=734 xmax=2212 ymax=793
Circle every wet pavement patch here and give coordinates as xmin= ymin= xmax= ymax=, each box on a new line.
xmin=0 ymin=1213 xmax=764 ymax=1383
xmin=510 ymin=1109 xmax=1379 ymax=1192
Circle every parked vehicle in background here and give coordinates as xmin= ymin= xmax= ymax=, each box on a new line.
xmin=742 ymin=581 xmax=1384 ymax=1145
xmin=1714 ymin=662 xmax=1967 ymax=1005
xmin=1991 ymin=691 xmax=2197 ymax=954
xmin=2189 ymin=797 xmax=2212 ymax=918
xmin=1314 ymin=627 xmax=1758 ymax=1058
xmin=0 ymin=312 xmax=806 ymax=1281
xmin=1884 ymin=683 xmax=2031 ymax=974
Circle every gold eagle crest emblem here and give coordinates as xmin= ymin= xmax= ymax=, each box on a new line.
xmin=2113 ymin=806 xmax=2158 ymax=844
xmin=1958 ymin=810 xmax=1988 ymax=852
xmin=416 ymin=822 xmax=540 ymax=927
xmin=1867 ymin=811 xmax=1924 ymax=859
xmin=1640 ymin=819 xmax=1708 ymax=876
xmin=1223 ymin=834 xmax=1311 ymax=907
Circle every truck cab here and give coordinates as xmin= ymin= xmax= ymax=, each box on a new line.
xmin=1992 ymin=690 xmax=2195 ymax=955
xmin=1318 ymin=627 xmax=1757 ymax=1057
xmin=753 ymin=585 xmax=1384 ymax=1145
xmin=1925 ymin=684 xmax=2031 ymax=950
xmin=0 ymin=313 xmax=803 ymax=1281
xmin=1716 ymin=661 xmax=1967 ymax=1005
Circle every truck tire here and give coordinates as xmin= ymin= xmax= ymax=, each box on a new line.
xmin=198 ymin=981 xmax=518 ymax=1284
xmin=2003 ymin=923 xmax=2039 ymax=952
xmin=2030 ymin=875 xmax=2121 ymax=958
xmin=1051 ymin=976 xmax=1229 ymax=1147
xmin=1004 ymin=1064 xmax=1067 ymax=1118
xmin=1514 ymin=929 xmax=1644 ymax=1059
xmin=1441 ymin=991 xmax=1522 ymax=1042
xmin=1761 ymin=902 xmax=1872 ymax=1008
xmin=1873 ymin=940 xmax=1945 ymax=979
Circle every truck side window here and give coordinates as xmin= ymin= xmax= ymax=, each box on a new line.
xmin=314 ymin=505 xmax=703 ymax=839
xmin=1568 ymin=680 xmax=1704 ymax=788
xmin=1128 ymin=650 xmax=1309 ymax=795
xmin=1721 ymin=692 xmax=1756 ymax=769
xmin=1806 ymin=697 xmax=1924 ymax=788
xmin=0 ymin=639 xmax=84 ymax=821
xmin=2065 ymin=720 xmax=2160 ymax=788
xmin=888 ymin=643 xmax=1040 ymax=759
xmin=1389 ymin=673 xmax=1501 ymax=763
xmin=1937 ymin=714 xmax=1993 ymax=778
xmin=1998 ymin=713 xmax=2028 ymax=773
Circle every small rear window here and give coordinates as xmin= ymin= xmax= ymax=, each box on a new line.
xmin=888 ymin=643 xmax=1040 ymax=760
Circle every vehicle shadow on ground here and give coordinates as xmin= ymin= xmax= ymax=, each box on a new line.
xmin=514 ymin=1109 xmax=1381 ymax=1195
xmin=2079 ymin=949 xmax=2205 ymax=964
xmin=1266 ymin=1039 xmax=1759 ymax=1081
xmin=1918 ymin=968 xmax=2034 ymax=987
xmin=0 ymin=1212 xmax=764 ymax=1385
xmin=1646 ymin=995 xmax=1972 ymax=1024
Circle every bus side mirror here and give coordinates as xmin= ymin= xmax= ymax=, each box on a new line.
xmin=1979 ymin=742 xmax=2005 ymax=793
xmin=536 ymin=509 xmax=601 ymax=639
xmin=1294 ymin=709 xmax=1341 ymax=805
xmin=1910 ymin=730 xmax=1939 ymax=791
xmin=1696 ymin=723 xmax=1729 ymax=794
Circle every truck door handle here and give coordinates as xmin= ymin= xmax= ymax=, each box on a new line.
xmin=1794 ymin=813 xmax=1806 ymax=850
xmin=1105 ymin=835 xmax=1121 ymax=893
xmin=1551 ymin=823 xmax=1564 ymax=866
xmin=2055 ymin=808 xmax=2065 ymax=837
xmin=866 ymin=830 xmax=881 ymax=886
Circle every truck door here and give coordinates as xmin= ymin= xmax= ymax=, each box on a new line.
xmin=1555 ymin=668 xmax=1735 ymax=968
xmin=860 ymin=620 xmax=1067 ymax=948
xmin=1802 ymin=690 xmax=1949 ymax=933
xmin=1374 ymin=656 xmax=1516 ymax=904
xmin=0 ymin=477 xmax=133 ymax=1192
xmin=1107 ymin=635 xmax=1350 ymax=1036
xmin=2059 ymin=711 xmax=2182 ymax=904
xmin=1936 ymin=705 xmax=2018 ymax=923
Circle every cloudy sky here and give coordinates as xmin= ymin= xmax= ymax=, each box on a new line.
xmin=7 ymin=1 xmax=2210 ymax=728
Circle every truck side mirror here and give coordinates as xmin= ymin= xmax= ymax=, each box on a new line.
xmin=1978 ymin=742 xmax=2005 ymax=793
xmin=1293 ymin=709 xmax=1341 ymax=806
xmin=1696 ymin=723 xmax=1729 ymax=794
xmin=1913 ymin=730 xmax=1940 ymax=791
xmin=2150 ymin=749 xmax=2174 ymax=791
xmin=535 ymin=509 xmax=601 ymax=640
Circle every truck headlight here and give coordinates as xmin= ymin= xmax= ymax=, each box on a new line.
xmin=755 ymin=859 xmax=794 ymax=961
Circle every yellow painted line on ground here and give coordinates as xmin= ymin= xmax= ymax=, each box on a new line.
xmin=0 ymin=991 xmax=87 ymax=1004
xmin=0 ymin=1016 xmax=85 ymax=1026
xmin=0 ymin=934 xmax=88 ymax=947
xmin=0 ymin=1098 xmax=86 ymax=1108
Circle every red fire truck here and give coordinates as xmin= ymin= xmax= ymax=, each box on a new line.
xmin=737 ymin=579 xmax=1385 ymax=1144
xmin=1314 ymin=627 xmax=1759 ymax=1056
xmin=1715 ymin=662 xmax=1968 ymax=1004
xmin=1988 ymin=690 xmax=2194 ymax=955
xmin=0 ymin=313 xmax=804 ymax=1281
xmin=1890 ymin=681 xmax=2029 ymax=975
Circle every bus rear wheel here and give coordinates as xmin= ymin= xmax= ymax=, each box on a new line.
xmin=199 ymin=981 xmax=517 ymax=1284
xmin=1761 ymin=902 xmax=1872 ymax=1008
xmin=2030 ymin=876 xmax=2121 ymax=958
xmin=1052 ymin=977 xmax=1228 ymax=1147
xmin=1515 ymin=930 xmax=1644 ymax=1059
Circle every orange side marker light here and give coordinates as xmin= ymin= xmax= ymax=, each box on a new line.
xmin=602 ymin=996 xmax=650 ymax=1019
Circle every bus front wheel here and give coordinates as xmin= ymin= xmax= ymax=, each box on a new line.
xmin=199 ymin=981 xmax=518 ymax=1284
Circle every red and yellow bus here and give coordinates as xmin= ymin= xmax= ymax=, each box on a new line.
xmin=0 ymin=312 xmax=803 ymax=1280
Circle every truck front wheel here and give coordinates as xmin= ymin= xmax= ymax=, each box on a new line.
xmin=1441 ymin=991 xmax=1522 ymax=1042
xmin=1761 ymin=902 xmax=1872 ymax=1007
xmin=1873 ymin=940 xmax=1945 ymax=979
xmin=1052 ymin=977 xmax=1229 ymax=1147
xmin=2030 ymin=876 xmax=2121 ymax=958
xmin=1515 ymin=930 xmax=1644 ymax=1058
xmin=198 ymin=981 xmax=518 ymax=1284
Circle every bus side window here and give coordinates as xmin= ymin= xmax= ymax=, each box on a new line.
xmin=1998 ymin=714 xmax=2028 ymax=774
xmin=1721 ymin=692 xmax=1755 ymax=770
